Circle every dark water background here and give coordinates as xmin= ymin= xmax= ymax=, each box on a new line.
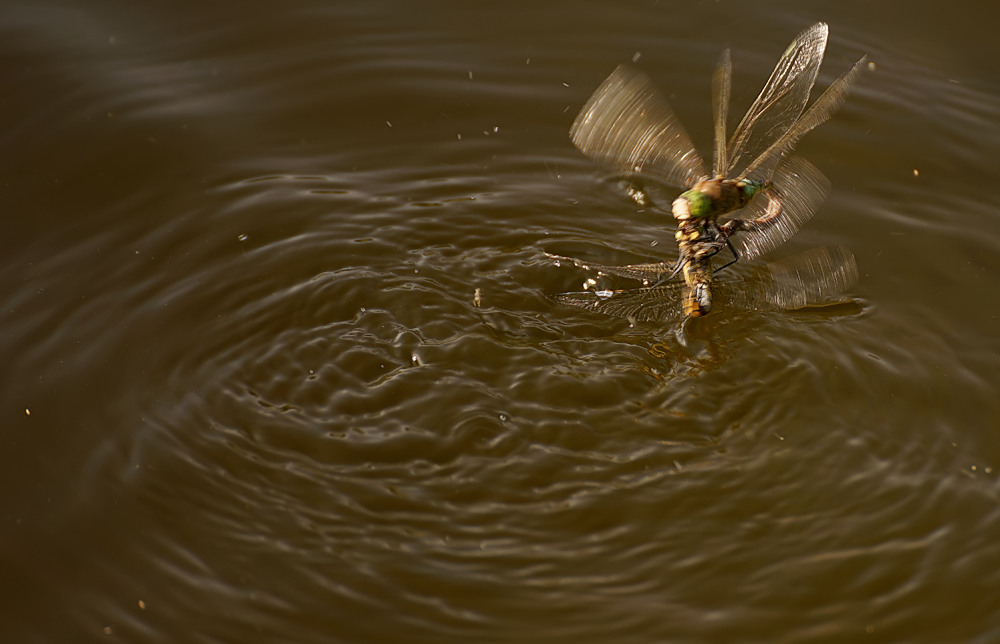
xmin=2 ymin=1 xmax=999 ymax=642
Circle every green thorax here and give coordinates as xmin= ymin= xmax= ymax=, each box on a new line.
xmin=673 ymin=178 xmax=767 ymax=220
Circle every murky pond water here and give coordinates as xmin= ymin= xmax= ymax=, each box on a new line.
xmin=2 ymin=1 xmax=1000 ymax=642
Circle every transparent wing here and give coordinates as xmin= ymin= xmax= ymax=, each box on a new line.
xmin=721 ymin=245 xmax=858 ymax=310
xmin=552 ymin=246 xmax=857 ymax=323
xmin=570 ymin=64 xmax=707 ymax=189
xmin=740 ymin=55 xmax=868 ymax=179
xmin=544 ymin=252 xmax=673 ymax=284
xmin=712 ymin=49 xmax=732 ymax=177
xmin=725 ymin=22 xmax=828 ymax=178
xmin=727 ymin=156 xmax=830 ymax=261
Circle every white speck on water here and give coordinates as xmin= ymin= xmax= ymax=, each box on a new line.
xmin=386 ymin=120 xmax=392 ymax=128
xmin=562 ymin=82 xmax=570 ymax=87
xmin=498 ymin=412 xmax=508 ymax=422
xmin=632 ymin=51 xmax=642 ymax=62
xmin=867 ymin=61 xmax=876 ymax=71
xmin=237 ymin=233 xmax=248 ymax=242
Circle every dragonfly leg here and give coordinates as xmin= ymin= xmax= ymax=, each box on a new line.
xmin=643 ymin=257 xmax=686 ymax=294
xmin=713 ymin=238 xmax=741 ymax=273
xmin=705 ymin=219 xmax=741 ymax=273
xmin=742 ymin=189 xmax=784 ymax=232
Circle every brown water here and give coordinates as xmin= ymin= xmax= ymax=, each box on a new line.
xmin=2 ymin=1 xmax=1000 ymax=642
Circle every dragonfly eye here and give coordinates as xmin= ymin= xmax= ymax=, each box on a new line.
xmin=740 ymin=180 xmax=764 ymax=199
xmin=673 ymin=190 xmax=710 ymax=220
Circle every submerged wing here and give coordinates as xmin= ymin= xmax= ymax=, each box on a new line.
xmin=554 ymin=284 xmax=685 ymax=324
xmin=570 ymin=64 xmax=706 ymax=189
xmin=725 ymin=22 xmax=829 ymax=178
xmin=552 ymin=246 xmax=857 ymax=323
xmin=712 ymin=49 xmax=733 ymax=177
xmin=740 ymin=55 xmax=868 ymax=178
xmin=727 ymin=156 xmax=830 ymax=261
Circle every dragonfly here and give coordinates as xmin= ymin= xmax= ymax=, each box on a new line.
xmin=563 ymin=22 xmax=867 ymax=318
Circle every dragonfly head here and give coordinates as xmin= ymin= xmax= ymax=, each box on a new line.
xmin=672 ymin=190 xmax=711 ymax=221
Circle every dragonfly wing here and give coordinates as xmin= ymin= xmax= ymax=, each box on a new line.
xmin=716 ymin=246 xmax=858 ymax=310
xmin=740 ymin=55 xmax=868 ymax=178
xmin=570 ymin=64 xmax=707 ymax=189
xmin=553 ymin=247 xmax=856 ymax=322
xmin=728 ymin=156 xmax=830 ymax=261
xmin=712 ymin=49 xmax=732 ymax=177
xmin=545 ymin=253 xmax=672 ymax=284
xmin=553 ymin=285 xmax=685 ymax=324
xmin=725 ymin=22 xmax=828 ymax=178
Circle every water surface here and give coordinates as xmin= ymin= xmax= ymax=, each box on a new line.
xmin=2 ymin=1 xmax=1000 ymax=642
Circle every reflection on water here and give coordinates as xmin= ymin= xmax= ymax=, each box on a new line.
xmin=2 ymin=1 xmax=1000 ymax=642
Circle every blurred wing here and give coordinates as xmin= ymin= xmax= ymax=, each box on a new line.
xmin=725 ymin=22 xmax=828 ymax=178
xmin=545 ymin=252 xmax=673 ymax=284
xmin=712 ymin=49 xmax=732 ymax=177
xmin=740 ymin=55 xmax=868 ymax=179
xmin=719 ymin=246 xmax=858 ymax=310
xmin=570 ymin=64 xmax=706 ymax=189
xmin=728 ymin=156 xmax=830 ymax=261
